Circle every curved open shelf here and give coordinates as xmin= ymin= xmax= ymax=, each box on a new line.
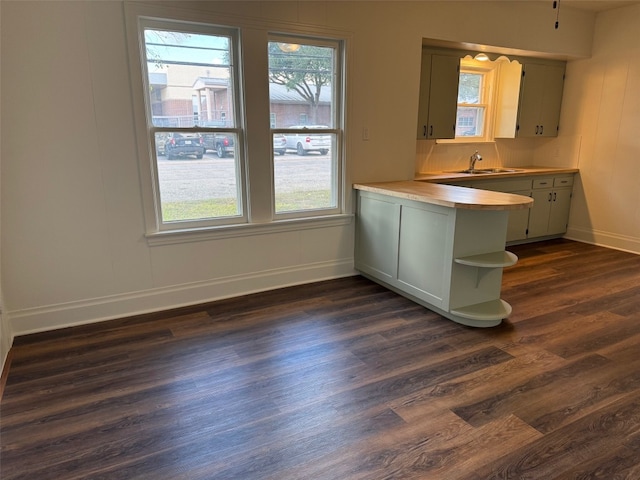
xmin=450 ymin=299 xmax=513 ymax=321
xmin=454 ymin=251 xmax=518 ymax=268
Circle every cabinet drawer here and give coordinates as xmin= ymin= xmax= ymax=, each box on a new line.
xmin=532 ymin=177 xmax=554 ymax=189
xmin=473 ymin=179 xmax=533 ymax=192
xmin=554 ymin=176 xmax=574 ymax=188
xmin=449 ymin=178 xmax=533 ymax=192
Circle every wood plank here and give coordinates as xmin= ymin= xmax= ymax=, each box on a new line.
xmin=2 ymin=239 xmax=640 ymax=479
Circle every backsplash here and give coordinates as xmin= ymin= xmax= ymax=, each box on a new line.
xmin=415 ymin=136 xmax=580 ymax=174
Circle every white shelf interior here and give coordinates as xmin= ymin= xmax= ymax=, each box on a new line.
xmin=450 ymin=298 xmax=513 ymax=321
xmin=454 ymin=251 xmax=518 ymax=268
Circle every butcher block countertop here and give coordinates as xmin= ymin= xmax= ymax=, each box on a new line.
xmin=414 ymin=166 xmax=579 ymax=182
xmin=354 ymin=181 xmax=533 ymax=211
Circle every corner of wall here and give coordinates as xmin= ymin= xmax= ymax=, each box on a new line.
xmin=0 ymin=307 xmax=13 ymax=383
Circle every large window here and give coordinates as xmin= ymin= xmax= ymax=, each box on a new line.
xmin=268 ymin=38 xmax=341 ymax=216
xmin=140 ymin=20 xmax=244 ymax=229
xmin=127 ymin=9 xmax=346 ymax=238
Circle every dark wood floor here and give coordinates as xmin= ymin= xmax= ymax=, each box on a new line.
xmin=2 ymin=239 xmax=640 ymax=479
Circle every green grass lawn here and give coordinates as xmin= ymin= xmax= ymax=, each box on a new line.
xmin=162 ymin=190 xmax=333 ymax=222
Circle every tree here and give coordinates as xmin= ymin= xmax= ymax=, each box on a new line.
xmin=268 ymin=43 xmax=333 ymax=124
xmin=458 ymin=72 xmax=482 ymax=103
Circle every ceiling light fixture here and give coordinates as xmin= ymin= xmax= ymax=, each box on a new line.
xmin=474 ymin=53 xmax=490 ymax=62
xmin=277 ymin=43 xmax=301 ymax=53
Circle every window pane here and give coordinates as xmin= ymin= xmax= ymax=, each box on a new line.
xmin=456 ymin=107 xmax=485 ymax=137
xmin=268 ymin=42 xmax=335 ymax=128
xmin=458 ymin=73 xmax=482 ymax=104
xmin=144 ymin=29 xmax=235 ymax=128
xmin=143 ymin=27 xmax=242 ymax=225
xmin=268 ymin=40 xmax=339 ymax=214
xmin=155 ymin=132 xmax=241 ymax=223
xmin=272 ymin=133 xmax=336 ymax=213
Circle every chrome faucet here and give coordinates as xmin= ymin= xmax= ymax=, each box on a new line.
xmin=468 ymin=150 xmax=482 ymax=172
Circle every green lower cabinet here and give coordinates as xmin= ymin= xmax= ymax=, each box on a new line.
xmin=354 ymin=194 xmax=400 ymax=281
xmin=527 ymin=176 xmax=573 ymax=238
xmin=355 ymin=190 xmax=517 ymax=328
xmin=528 ymin=187 xmax=573 ymax=237
xmin=506 ymin=189 xmax=532 ymax=242
xmin=444 ymin=173 xmax=574 ymax=243
xmin=396 ymin=204 xmax=452 ymax=309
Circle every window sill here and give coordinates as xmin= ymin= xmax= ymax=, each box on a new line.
xmin=436 ymin=138 xmax=496 ymax=144
xmin=145 ymin=214 xmax=354 ymax=246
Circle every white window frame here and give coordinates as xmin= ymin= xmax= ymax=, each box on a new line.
xmin=269 ymin=34 xmax=343 ymax=220
xmin=129 ymin=15 xmax=246 ymax=231
xmin=125 ymin=4 xmax=351 ymax=244
xmin=439 ymin=59 xmax=497 ymax=144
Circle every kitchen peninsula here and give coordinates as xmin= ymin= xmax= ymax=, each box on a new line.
xmin=354 ymin=181 xmax=532 ymax=327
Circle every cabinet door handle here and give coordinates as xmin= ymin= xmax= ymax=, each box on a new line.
xmin=535 ymin=125 xmax=539 ymax=135
xmin=429 ymin=125 xmax=433 ymax=137
xmin=553 ymin=192 xmax=557 ymax=202
xmin=540 ymin=125 xmax=544 ymax=135
xmin=548 ymin=192 xmax=552 ymax=202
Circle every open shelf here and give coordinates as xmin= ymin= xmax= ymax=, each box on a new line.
xmin=450 ymin=299 xmax=513 ymax=321
xmin=454 ymin=251 xmax=518 ymax=268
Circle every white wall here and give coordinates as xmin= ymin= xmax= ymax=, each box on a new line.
xmin=0 ymin=1 xmax=597 ymax=346
xmin=561 ymin=4 xmax=640 ymax=254
xmin=0 ymin=289 xmax=8 ymax=375
xmin=0 ymin=2 xmax=10 ymax=370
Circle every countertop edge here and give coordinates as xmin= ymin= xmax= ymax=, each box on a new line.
xmin=354 ymin=181 xmax=533 ymax=211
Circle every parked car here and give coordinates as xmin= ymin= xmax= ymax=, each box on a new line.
xmin=202 ymin=133 xmax=235 ymax=158
xmin=283 ymin=125 xmax=331 ymax=156
xmin=155 ymin=132 xmax=168 ymax=156
xmin=273 ymin=134 xmax=287 ymax=155
xmin=164 ymin=133 xmax=205 ymax=159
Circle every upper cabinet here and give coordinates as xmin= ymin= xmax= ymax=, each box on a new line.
xmin=417 ymin=46 xmax=566 ymax=140
xmin=514 ymin=63 xmax=566 ymax=138
xmin=416 ymin=52 xmax=459 ymax=140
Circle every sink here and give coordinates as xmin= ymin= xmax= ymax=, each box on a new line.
xmin=453 ymin=168 xmax=523 ymax=175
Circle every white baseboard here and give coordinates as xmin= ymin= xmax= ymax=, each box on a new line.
xmin=564 ymin=226 xmax=640 ymax=255
xmin=9 ymin=259 xmax=356 ymax=337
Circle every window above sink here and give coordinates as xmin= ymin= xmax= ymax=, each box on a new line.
xmin=451 ymin=58 xmax=497 ymax=143
xmin=437 ymin=55 xmax=516 ymax=145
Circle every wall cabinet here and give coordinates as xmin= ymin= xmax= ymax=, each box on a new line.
xmin=516 ymin=63 xmax=566 ymax=137
xmin=445 ymin=174 xmax=574 ymax=243
xmin=416 ymin=52 xmax=459 ymax=140
xmin=416 ymin=47 xmax=566 ymax=140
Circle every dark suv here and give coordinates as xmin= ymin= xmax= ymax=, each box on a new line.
xmin=202 ymin=133 xmax=235 ymax=158
xmin=164 ymin=133 xmax=205 ymax=159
